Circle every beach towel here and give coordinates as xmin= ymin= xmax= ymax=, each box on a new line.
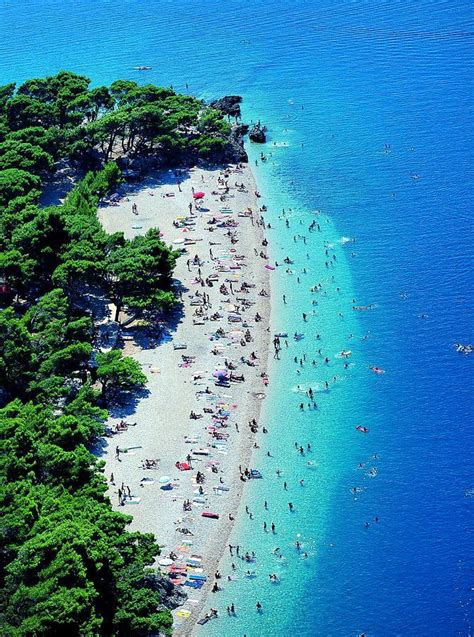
xmin=184 ymin=580 xmax=204 ymax=589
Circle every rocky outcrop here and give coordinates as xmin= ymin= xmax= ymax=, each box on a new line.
xmin=116 ymin=153 xmax=164 ymax=179
xmin=148 ymin=573 xmax=187 ymax=610
xmin=227 ymin=123 xmax=249 ymax=162
xmin=248 ymin=122 xmax=267 ymax=143
xmin=210 ymin=95 xmax=242 ymax=118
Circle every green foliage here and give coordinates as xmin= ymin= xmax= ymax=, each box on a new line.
xmin=0 ymin=484 xmax=165 ymax=636
xmin=0 ymin=168 xmax=41 ymax=206
xmin=6 ymin=125 xmax=64 ymax=158
xmin=107 ymin=228 xmax=178 ymax=320
xmin=0 ymin=69 xmax=243 ymax=634
xmin=0 ymin=308 xmax=33 ymax=397
xmin=0 ymin=82 xmax=15 ymax=113
xmin=0 ymin=139 xmax=54 ymax=173
xmin=95 ymin=349 xmax=147 ymax=398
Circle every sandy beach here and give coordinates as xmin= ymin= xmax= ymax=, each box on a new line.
xmin=98 ymin=163 xmax=270 ymax=634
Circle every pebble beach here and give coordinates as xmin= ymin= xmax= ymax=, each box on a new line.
xmin=98 ymin=164 xmax=271 ymax=632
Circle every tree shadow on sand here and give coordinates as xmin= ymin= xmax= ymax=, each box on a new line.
xmin=93 ymin=292 xmax=187 ymax=458
xmin=93 ymin=386 xmax=151 ymax=460
xmin=120 ymin=281 xmax=187 ymax=350
xmin=97 ymin=167 xmax=193 ymax=208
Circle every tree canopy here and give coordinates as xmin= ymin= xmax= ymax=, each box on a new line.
xmin=0 ymin=70 xmax=243 ymax=635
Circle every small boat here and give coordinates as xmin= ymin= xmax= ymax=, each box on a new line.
xmin=274 ymin=332 xmax=288 ymax=338
xmin=202 ymin=511 xmax=220 ymax=519
xmin=249 ymin=469 xmax=263 ymax=479
xmin=355 ymin=425 xmax=369 ymax=433
xmin=369 ymin=366 xmax=385 ymax=374
xmin=294 ymin=333 xmax=305 ymax=341
xmin=133 ymin=65 xmax=152 ymax=70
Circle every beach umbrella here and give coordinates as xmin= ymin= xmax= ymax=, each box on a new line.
xmin=159 ymin=475 xmax=172 ymax=484
xmin=159 ymin=558 xmax=174 ymax=566
xmin=193 ymin=191 xmax=205 ymax=199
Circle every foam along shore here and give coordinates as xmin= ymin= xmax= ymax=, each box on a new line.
xmin=97 ymin=163 xmax=270 ymax=632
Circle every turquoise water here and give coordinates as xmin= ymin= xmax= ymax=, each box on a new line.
xmin=1 ymin=1 xmax=472 ymax=635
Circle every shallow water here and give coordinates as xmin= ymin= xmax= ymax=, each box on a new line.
xmin=1 ymin=1 xmax=472 ymax=635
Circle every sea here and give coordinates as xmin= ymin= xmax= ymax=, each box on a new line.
xmin=1 ymin=1 xmax=472 ymax=635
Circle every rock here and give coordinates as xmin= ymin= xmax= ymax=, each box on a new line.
xmin=227 ymin=123 xmax=250 ymax=162
xmin=117 ymin=153 xmax=163 ymax=177
xmin=248 ymin=123 xmax=266 ymax=143
xmin=232 ymin=123 xmax=249 ymax=138
xmin=210 ymin=95 xmax=242 ymax=118
xmin=148 ymin=573 xmax=187 ymax=610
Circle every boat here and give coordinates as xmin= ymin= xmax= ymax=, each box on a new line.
xmin=294 ymin=333 xmax=305 ymax=341
xmin=274 ymin=332 xmax=288 ymax=338
xmin=355 ymin=425 xmax=369 ymax=433
xmin=202 ymin=511 xmax=220 ymax=519
xmin=249 ymin=469 xmax=263 ymax=479
xmin=133 ymin=65 xmax=152 ymax=70
xmin=369 ymin=366 xmax=385 ymax=374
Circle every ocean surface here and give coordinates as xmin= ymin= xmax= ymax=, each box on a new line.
xmin=1 ymin=1 xmax=472 ymax=635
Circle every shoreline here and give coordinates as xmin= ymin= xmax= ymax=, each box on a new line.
xmin=97 ymin=162 xmax=271 ymax=635
xmin=177 ymin=167 xmax=271 ymax=637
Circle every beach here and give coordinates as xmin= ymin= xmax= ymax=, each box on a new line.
xmin=98 ymin=163 xmax=271 ymax=632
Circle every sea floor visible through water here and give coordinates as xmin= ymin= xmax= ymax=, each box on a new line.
xmin=1 ymin=1 xmax=472 ymax=635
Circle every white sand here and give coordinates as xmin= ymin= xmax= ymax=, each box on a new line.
xmin=98 ymin=163 xmax=270 ymax=634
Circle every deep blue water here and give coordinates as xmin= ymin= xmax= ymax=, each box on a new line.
xmin=1 ymin=1 xmax=472 ymax=635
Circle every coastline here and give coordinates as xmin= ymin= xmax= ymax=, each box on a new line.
xmin=97 ymin=162 xmax=270 ymax=634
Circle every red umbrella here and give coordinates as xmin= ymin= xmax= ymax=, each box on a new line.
xmin=193 ymin=191 xmax=205 ymax=199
